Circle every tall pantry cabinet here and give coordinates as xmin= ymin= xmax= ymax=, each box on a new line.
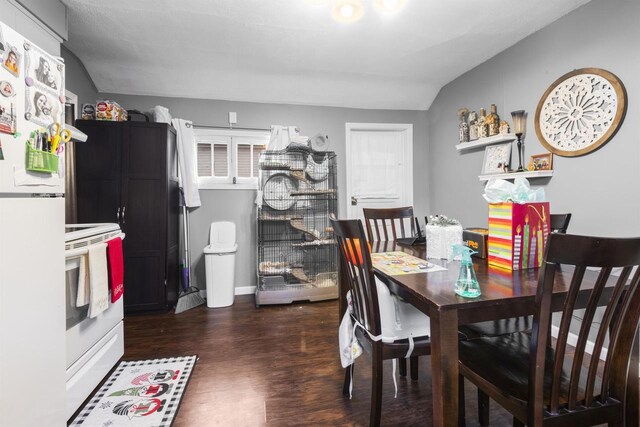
xmin=74 ymin=120 xmax=179 ymax=314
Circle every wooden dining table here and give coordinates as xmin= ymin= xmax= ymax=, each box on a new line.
xmin=339 ymin=240 xmax=639 ymax=427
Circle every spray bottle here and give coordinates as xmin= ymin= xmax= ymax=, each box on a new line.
xmin=449 ymin=244 xmax=481 ymax=298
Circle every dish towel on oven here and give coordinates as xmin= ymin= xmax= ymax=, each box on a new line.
xmin=107 ymin=237 xmax=124 ymax=303
xmin=88 ymin=243 xmax=109 ymax=318
xmin=76 ymin=254 xmax=90 ymax=307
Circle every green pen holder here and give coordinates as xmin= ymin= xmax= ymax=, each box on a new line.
xmin=25 ymin=142 xmax=59 ymax=173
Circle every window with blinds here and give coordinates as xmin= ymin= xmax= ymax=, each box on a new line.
xmin=194 ymin=129 xmax=269 ymax=189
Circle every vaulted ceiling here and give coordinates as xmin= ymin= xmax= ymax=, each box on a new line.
xmin=62 ymin=0 xmax=591 ymax=110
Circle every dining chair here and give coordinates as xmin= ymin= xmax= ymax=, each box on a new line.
xmin=458 ymin=233 xmax=640 ymax=427
xmin=459 ymin=213 xmax=574 ymax=341
xmin=362 ymin=206 xmax=419 ymax=379
xmin=550 ymin=213 xmax=572 ymax=234
xmin=363 ymin=207 xmax=416 ymax=242
xmin=331 ymin=217 xmax=431 ymax=427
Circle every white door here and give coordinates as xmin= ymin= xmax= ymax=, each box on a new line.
xmin=345 ymin=123 xmax=413 ymax=224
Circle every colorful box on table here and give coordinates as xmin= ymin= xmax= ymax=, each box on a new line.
xmin=488 ymin=202 xmax=550 ymax=270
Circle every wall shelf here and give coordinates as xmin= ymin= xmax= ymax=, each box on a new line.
xmin=478 ymin=170 xmax=554 ymax=182
xmin=456 ymin=133 xmax=516 ymax=151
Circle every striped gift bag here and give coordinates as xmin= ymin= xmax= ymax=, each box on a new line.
xmin=488 ymin=202 xmax=550 ymax=270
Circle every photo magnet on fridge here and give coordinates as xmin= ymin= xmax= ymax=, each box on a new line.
xmin=1 ymin=44 xmax=21 ymax=77
xmin=23 ymin=41 xmax=64 ymax=127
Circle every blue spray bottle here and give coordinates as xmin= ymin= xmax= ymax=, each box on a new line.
xmin=449 ymin=244 xmax=481 ymax=298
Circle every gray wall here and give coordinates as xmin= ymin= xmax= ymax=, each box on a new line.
xmin=15 ymin=0 xmax=67 ymax=40
xmin=0 ymin=0 xmax=62 ymax=55
xmin=427 ymin=0 xmax=640 ymax=238
xmin=96 ymin=93 xmax=429 ymax=289
xmin=61 ymin=45 xmax=97 ymax=105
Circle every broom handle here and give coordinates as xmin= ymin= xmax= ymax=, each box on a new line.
xmin=179 ymin=188 xmax=191 ymax=289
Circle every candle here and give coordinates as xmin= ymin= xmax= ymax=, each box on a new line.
xmin=537 ymin=225 xmax=543 ymax=267
xmin=514 ymin=224 xmax=522 ymax=269
xmin=522 ymin=215 xmax=530 ymax=270
xmin=529 ymin=227 xmax=537 ymax=269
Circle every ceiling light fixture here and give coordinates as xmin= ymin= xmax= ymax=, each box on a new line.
xmin=332 ymin=0 xmax=365 ymax=23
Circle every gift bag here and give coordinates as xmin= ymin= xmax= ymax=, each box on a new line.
xmin=488 ymin=202 xmax=550 ymax=270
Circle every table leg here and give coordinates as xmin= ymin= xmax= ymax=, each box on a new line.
xmin=429 ymin=308 xmax=459 ymax=427
xmin=626 ymin=329 xmax=639 ymax=426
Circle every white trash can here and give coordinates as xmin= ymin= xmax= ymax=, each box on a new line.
xmin=204 ymin=221 xmax=238 ymax=308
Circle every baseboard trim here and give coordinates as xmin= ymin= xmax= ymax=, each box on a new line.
xmin=197 ymin=286 xmax=256 ymax=299
xmin=551 ymin=324 xmax=640 ymax=377
xmin=235 ymin=286 xmax=257 ymax=296
xmin=550 ymin=325 xmax=606 ymax=361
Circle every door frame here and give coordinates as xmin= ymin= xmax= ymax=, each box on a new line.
xmin=345 ymin=122 xmax=414 ymax=219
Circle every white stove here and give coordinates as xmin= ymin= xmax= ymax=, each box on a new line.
xmin=65 ymin=223 xmax=125 ymax=420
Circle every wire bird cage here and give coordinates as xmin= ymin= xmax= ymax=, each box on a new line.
xmin=255 ymin=146 xmax=338 ymax=306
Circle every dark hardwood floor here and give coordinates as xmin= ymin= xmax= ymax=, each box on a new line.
xmin=123 ymin=295 xmax=514 ymax=426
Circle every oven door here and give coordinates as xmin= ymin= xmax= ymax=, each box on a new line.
xmin=65 ymin=252 xmax=124 ymax=368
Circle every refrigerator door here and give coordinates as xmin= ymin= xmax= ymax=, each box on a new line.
xmin=0 ymin=19 xmax=65 ymax=194
xmin=0 ymin=197 xmax=66 ymax=426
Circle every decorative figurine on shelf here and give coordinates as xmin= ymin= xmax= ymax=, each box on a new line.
xmin=527 ymin=160 xmax=536 ymax=171
xmin=457 ymin=108 xmax=470 ymax=143
xmin=487 ymin=104 xmax=500 ymax=136
xmin=499 ymin=119 xmax=510 ymax=135
xmin=468 ymin=110 xmax=478 ymax=141
xmin=477 ymin=108 xmax=489 ymax=139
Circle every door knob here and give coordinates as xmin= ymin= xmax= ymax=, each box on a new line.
xmin=351 ymin=196 xmax=357 ymax=206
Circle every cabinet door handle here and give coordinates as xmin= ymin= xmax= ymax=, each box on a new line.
xmin=116 ymin=207 xmax=121 ymax=222
xmin=122 ymin=206 xmax=126 ymax=224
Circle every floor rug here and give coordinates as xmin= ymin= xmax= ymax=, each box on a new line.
xmin=70 ymin=355 xmax=197 ymax=427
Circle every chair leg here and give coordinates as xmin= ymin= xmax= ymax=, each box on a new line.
xmin=398 ymin=358 xmax=407 ymax=377
xmin=458 ymin=375 xmax=466 ymax=427
xmin=410 ymin=356 xmax=419 ymax=381
xmin=370 ymin=345 xmax=383 ymax=427
xmin=513 ymin=417 xmax=524 ymax=427
xmin=343 ymin=364 xmax=353 ymax=396
xmin=477 ymin=388 xmax=490 ymax=427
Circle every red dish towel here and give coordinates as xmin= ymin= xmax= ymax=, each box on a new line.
xmin=107 ymin=237 xmax=124 ymax=303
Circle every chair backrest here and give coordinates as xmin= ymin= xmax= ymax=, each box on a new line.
xmin=529 ymin=233 xmax=640 ymax=424
xmin=362 ymin=207 xmax=415 ymax=242
xmin=549 ymin=213 xmax=572 ymax=233
xmin=331 ymin=217 xmax=382 ymax=336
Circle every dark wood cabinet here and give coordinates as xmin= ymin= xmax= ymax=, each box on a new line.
xmin=75 ymin=120 xmax=179 ymax=314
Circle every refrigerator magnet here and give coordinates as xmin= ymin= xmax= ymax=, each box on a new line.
xmin=0 ymin=80 xmax=14 ymax=97
xmin=0 ymin=98 xmax=16 ymax=134
xmin=1 ymin=44 xmax=21 ymax=77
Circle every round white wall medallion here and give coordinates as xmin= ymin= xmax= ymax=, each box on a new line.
xmin=535 ymin=68 xmax=627 ymax=157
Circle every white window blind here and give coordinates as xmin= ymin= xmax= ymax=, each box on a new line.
xmin=194 ymin=129 xmax=269 ymax=189
xmin=214 ymin=144 xmax=228 ymax=177
xmin=197 ymin=144 xmax=212 ymax=176
xmin=237 ymin=144 xmax=251 ymax=178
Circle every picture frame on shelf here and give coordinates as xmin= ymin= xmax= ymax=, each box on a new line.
xmin=529 ymin=153 xmax=553 ymax=171
xmin=482 ymin=142 xmax=512 ymax=174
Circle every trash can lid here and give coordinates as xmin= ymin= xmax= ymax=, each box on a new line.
xmin=204 ymin=243 xmax=238 ymax=254
xmin=210 ymin=221 xmax=236 ymax=246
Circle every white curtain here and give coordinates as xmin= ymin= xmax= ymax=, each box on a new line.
xmin=172 ymin=118 xmax=201 ymax=208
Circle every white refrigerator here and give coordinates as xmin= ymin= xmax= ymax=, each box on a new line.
xmin=0 ymin=19 xmax=67 ymax=426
